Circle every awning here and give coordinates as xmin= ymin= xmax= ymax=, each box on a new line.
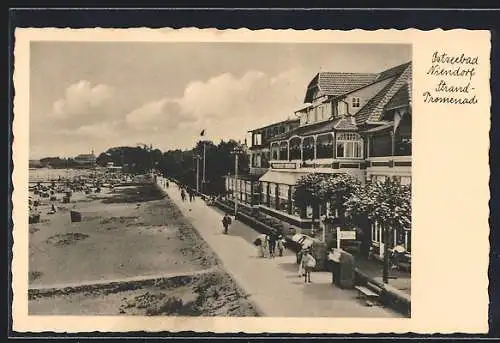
xmin=258 ymin=170 xmax=309 ymax=186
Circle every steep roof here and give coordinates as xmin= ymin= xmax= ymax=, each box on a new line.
xmin=355 ymin=62 xmax=412 ymax=125
xmin=317 ymin=72 xmax=377 ymax=97
xmin=385 ymin=83 xmax=410 ymax=111
xmin=304 ymin=61 xmax=412 ymax=103
xmin=304 ymin=72 xmax=377 ymax=102
xmin=374 ymin=61 xmax=411 ymax=83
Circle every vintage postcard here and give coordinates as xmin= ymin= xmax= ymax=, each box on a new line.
xmin=11 ymin=28 xmax=490 ymax=334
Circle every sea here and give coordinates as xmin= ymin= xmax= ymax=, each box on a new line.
xmin=29 ymin=168 xmax=95 ymax=183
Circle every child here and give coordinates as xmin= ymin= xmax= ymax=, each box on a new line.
xmin=277 ymin=235 xmax=286 ymax=257
xmin=302 ymin=249 xmax=316 ymax=283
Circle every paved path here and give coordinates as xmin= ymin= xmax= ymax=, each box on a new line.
xmin=157 ymin=178 xmax=402 ymax=318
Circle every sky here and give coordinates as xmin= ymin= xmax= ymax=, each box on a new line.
xmin=29 ymin=42 xmax=411 ymax=159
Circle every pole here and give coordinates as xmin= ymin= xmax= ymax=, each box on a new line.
xmin=234 ymin=153 xmax=239 ymax=217
xmin=336 ymin=226 xmax=341 ymax=250
xmin=196 ymin=156 xmax=200 ymax=193
xmin=383 ymin=225 xmax=390 ymax=283
xmin=322 ymin=208 xmax=326 ymax=243
xmin=202 ymin=142 xmax=206 ymax=194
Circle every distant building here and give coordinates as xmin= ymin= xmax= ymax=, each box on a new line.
xmin=29 ymin=160 xmax=43 ymax=168
xmin=74 ymin=152 xmax=96 ymax=166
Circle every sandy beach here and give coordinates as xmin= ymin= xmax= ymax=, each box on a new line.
xmin=28 ymin=180 xmax=259 ymax=316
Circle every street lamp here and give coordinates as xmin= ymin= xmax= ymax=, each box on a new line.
xmin=231 ymin=145 xmax=243 ymax=217
xmin=193 ymin=154 xmax=201 ymax=193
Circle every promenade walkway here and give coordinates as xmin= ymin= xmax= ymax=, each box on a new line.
xmin=157 ymin=178 xmax=402 ymax=318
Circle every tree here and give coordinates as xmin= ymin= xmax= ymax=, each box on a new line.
xmin=320 ymin=173 xmax=361 ymax=223
xmin=345 ymin=178 xmax=411 ymax=283
xmin=293 ymin=173 xmax=325 ymax=220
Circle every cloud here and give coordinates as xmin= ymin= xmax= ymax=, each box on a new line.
xmin=125 ymin=98 xmax=194 ymax=131
xmin=49 ymin=80 xmax=114 ymax=127
xmin=122 ymin=67 xmax=314 ymax=149
xmin=32 ymin=67 xmax=316 ymax=158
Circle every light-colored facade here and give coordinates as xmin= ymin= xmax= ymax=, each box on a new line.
xmin=226 ymin=61 xmax=412 ymax=255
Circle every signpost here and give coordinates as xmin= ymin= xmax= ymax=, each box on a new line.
xmin=336 ymin=227 xmax=357 ymax=249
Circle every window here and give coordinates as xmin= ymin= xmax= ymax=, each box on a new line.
xmin=269 ymin=183 xmax=277 ymax=209
xmin=400 ymin=176 xmax=411 ymax=186
xmin=273 ymin=127 xmax=278 ymax=136
xmin=252 ymin=153 xmax=261 ymax=168
xmin=352 ymin=97 xmax=361 ymax=108
xmin=289 ymin=137 xmax=302 ymax=160
xmin=253 ymin=133 xmax=262 ymax=146
xmin=316 ymin=133 xmax=334 ymax=159
xmin=277 ymin=184 xmax=289 ymax=212
xmin=262 ymin=152 xmax=270 ymax=168
xmin=336 ymin=132 xmax=363 ymax=159
xmin=302 ymin=136 xmax=315 ymax=160
xmin=290 ymin=186 xmax=301 ymax=217
xmin=372 ymin=222 xmax=382 ymax=243
xmin=372 ymin=175 xmax=386 ymax=183
xmin=271 ymin=143 xmax=279 ymax=160
xmin=300 ymin=113 xmax=307 ymax=126
xmin=279 ymin=141 xmax=288 ymax=161
xmin=261 ymin=182 xmax=268 ymax=204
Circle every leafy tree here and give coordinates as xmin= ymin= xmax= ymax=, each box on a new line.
xmin=345 ymin=178 xmax=411 ymax=283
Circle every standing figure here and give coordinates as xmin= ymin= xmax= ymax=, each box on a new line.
xmin=302 ymin=249 xmax=316 ymax=283
xmin=297 ymin=247 xmax=306 ymax=277
xmin=268 ymin=234 xmax=277 ymax=258
xmin=262 ymin=235 xmax=269 ymax=258
xmin=222 ymin=213 xmax=232 ymax=234
xmin=277 ymin=235 xmax=286 ymax=257
xmin=180 ymin=188 xmax=186 ymax=202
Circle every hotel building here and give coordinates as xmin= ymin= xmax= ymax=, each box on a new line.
xmin=225 ymin=61 xmax=412 ymax=256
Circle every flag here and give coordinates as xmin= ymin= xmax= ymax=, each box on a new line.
xmin=393 ymin=110 xmax=402 ymax=135
xmin=200 ymin=129 xmax=205 ymax=137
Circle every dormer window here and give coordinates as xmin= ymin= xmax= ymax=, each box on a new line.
xmin=352 ymin=97 xmax=361 ymax=108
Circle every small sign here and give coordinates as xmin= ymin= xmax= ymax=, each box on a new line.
xmin=271 ymin=162 xmax=296 ymax=170
xmin=340 ymin=230 xmax=356 ymax=240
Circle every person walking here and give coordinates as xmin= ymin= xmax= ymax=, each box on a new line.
xmin=262 ymin=235 xmax=269 ymax=258
xmin=302 ymin=249 xmax=316 ymax=283
xmin=297 ymin=247 xmax=305 ymax=277
xmin=268 ymin=233 xmax=277 ymax=258
xmin=180 ymin=188 xmax=186 ymax=202
xmin=222 ymin=213 xmax=232 ymax=234
xmin=277 ymin=235 xmax=286 ymax=257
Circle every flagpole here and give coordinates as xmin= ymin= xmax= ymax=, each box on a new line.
xmin=202 ymin=141 xmax=206 ymax=194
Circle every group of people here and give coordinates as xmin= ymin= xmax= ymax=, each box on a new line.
xmin=255 ymin=233 xmax=286 ymax=259
xmin=180 ymin=187 xmax=196 ymax=202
